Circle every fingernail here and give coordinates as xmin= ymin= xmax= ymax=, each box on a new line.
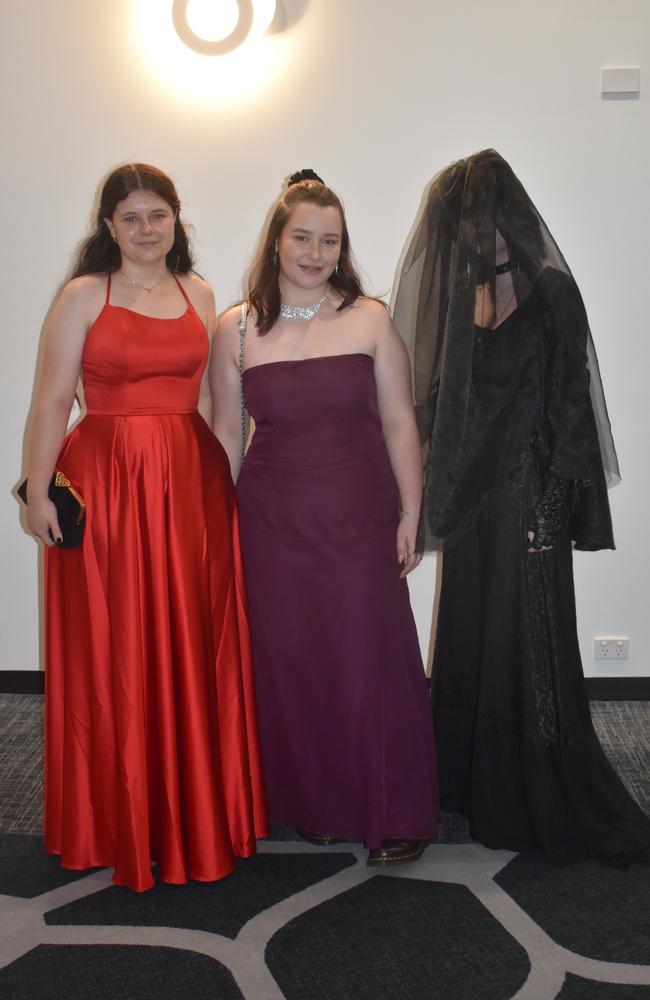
xmin=55 ymin=537 xmax=63 ymax=545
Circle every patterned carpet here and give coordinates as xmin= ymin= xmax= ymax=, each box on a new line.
xmin=1 ymin=694 xmax=650 ymax=1000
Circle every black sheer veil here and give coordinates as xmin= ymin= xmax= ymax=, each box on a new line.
xmin=392 ymin=149 xmax=619 ymax=551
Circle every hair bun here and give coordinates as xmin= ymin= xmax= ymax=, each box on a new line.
xmin=288 ymin=168 xmax=324 ymax=187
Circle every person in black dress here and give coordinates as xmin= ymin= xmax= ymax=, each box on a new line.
xmin=392 ymin=149 xmax=650 ymax=863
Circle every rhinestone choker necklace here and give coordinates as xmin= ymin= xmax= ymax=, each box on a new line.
xmin=280 ymin=294 xmax=327 ymax=321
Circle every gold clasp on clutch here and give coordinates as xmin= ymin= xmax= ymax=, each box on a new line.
xmin=54 ymin=468 xmax=87 ymax=524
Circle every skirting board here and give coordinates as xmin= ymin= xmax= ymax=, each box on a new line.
xmin=1 ymin=671 xmax=45 ymax=694
xmin=1 ymin=671 xmax=649 ymax=700
xmin=584 ymin=677 xmax=650 ymax=700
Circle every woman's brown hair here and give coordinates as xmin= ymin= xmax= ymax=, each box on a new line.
xmin=248 ymin=174 xmax=365 ymax=334
xmin=70 ymin=163 xmax=193 ymax=278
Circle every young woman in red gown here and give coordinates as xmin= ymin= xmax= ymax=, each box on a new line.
xmin=24 ymin=163 xmax=268 ymax=891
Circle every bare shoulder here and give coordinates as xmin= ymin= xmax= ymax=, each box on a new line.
xmin=53 ymin=274 xmax=106 ymax=325
xmin=180 ymin=272 xmax=215 ymax=309
xmin=355 ymin=296 xmax=391 ymax=320
xmin=219 ymin=301 xmax=260 ymax=333
xmin=354 ymin=296 xmax=395 ymax=343
xmin=59 ymin=273 xmax=106 ymax=307
xmin=347 ymin=295 xmax=389 ymax=327
xmin=215 ymin=303 xmax=251 ymax=363
xmin=218 ymin=303 xmax=244 ymax=337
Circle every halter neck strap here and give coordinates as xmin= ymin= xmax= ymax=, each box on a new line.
xmin=172 ymin=273 xmax=192 ymax=307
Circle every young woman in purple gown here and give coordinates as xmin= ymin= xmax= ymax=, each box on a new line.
xmin=213 ymin=170 xmax=438 ymax=865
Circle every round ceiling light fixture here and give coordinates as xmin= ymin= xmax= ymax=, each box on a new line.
xmin=172 ymin=0 xmax=276 ymax=56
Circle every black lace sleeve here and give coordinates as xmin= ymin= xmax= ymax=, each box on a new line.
xmin=540 ymin=270 xmax=615 ymax=551
xmin=527 ymin=475 xmax=570 ymax=549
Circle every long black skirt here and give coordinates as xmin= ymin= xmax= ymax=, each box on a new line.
xmin=432 ymin=482 xmax=650 ymax=864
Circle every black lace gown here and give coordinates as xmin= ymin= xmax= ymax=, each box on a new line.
xmin=432 ymin=277 xmax=650 ymax=863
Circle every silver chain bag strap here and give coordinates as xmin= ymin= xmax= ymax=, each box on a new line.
xmin=238 ymin=302 xmax=249 ymax=463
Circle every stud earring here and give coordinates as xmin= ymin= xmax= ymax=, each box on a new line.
xmin=334 ymin=261 xmax=339 ymax=276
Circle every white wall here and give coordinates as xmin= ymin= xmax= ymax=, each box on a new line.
xmin=2 ymin=0 xmax=648 ymax=676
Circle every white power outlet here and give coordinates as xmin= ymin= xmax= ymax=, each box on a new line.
xmin=593 ymin=636 xmax=629 ymax=660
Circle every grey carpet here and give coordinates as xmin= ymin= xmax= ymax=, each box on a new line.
xmin=1 ymin=694 xmax=650 ymax=1000
xmin=0 ymin=695 xmax=43 ymax=835
xmin=591 ymin=701 xmax=650 ymax=814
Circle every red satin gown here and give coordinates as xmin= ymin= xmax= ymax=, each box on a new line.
xmin=44 ymin=274 xmax=268 ymax=891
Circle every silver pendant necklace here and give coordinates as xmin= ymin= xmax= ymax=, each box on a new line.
xmin=280 ymin=294 xmax=327 ymax=321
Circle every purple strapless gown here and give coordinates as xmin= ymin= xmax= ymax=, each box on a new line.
xmin=237 ymin=353 xmax=438 ymax=847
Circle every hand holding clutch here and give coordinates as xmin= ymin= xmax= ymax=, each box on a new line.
xmin=17 ymin=470 xmax=86 ymax=549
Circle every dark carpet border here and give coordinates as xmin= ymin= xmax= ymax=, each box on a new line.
xmin=1 ymin=671 xmax=649 ymax=699
xmin=1 ymin=671 xmax=44 ymax=694
xmin=584 ymin=677 xmax=650 ymax=700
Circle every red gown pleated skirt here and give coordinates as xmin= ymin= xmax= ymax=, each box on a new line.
xmin=44 ymin=278 xmax=268 ymax=891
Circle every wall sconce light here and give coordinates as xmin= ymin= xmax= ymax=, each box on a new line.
xmin=172 ymin=0 xmax=278 ymax=56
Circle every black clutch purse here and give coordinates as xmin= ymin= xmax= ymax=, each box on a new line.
xmin=17 ymin=469 xmax=86 ymax=549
